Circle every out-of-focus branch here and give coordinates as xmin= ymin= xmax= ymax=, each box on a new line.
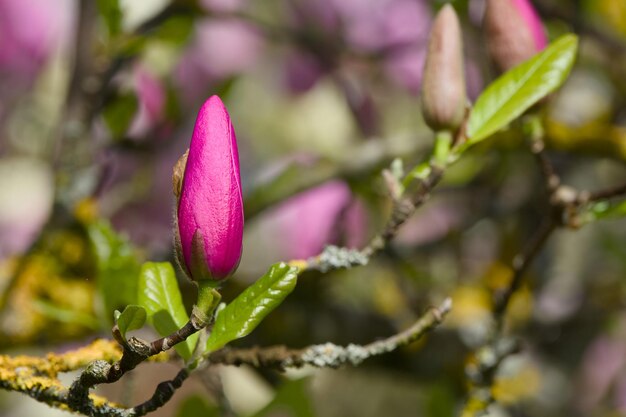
xmin=587 ymin=182 xmax=626 ymax=202
xmin=492 ymin=219 xmax=556 ymax=324
xmin=463 ymin=113 xmax=626 ymax=416
xmin=299 ymin=162 xmax=445 ymax=273
xmin=206 ymin=298 xmax=452 ymax=370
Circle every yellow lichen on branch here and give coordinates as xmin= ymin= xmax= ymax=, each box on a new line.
xmin=0 ymin=338 xmax=171 ymax=412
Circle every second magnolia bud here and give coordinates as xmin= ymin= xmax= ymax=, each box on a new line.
xmin=485 ymin=0 xmax=547 ymax=72
xmin=420 ymin=4 xmax=466 ymax=132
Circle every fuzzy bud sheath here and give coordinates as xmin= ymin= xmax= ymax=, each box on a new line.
xmin=175 ymin=96 xmax=244 ymax=282
xmin=484 ymin=0 xmax=547 ymax=72
xmin=420 ymin=4 xmax=466 ymax=132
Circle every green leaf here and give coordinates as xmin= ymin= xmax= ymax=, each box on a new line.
xmin=103 ymin=93 xmax=139 ymax=139
xmin=137 ymin=262 xmax=197 ymax=360
xmin=153 ymin=15 xmax=195 ymax=46
xmin=88 ymin=220 xmax=140 ymax=324
xmin=175 ymin=395 xmax=219 ymax=417
xmin=205 ymin=263 xmax=299 ymax=353
xmin=116 ymin=305 xmax=147 ymax=338
xmin=252 ymin=378 xmax=314 ymax=417
xmin=587 ymin=200 xmax=626 ymax=221
xmin=467 ymin=34 xmax=578 ymax=144
xmin=96 ymin=0 xmax=123 ymax=37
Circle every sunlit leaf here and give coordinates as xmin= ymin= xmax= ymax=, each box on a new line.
xmin=116 ymin=305 xmax=147 ymax=338
xmin=205 ymin=263 xmax=299 ymax=353
xmin=137 ymin=262 xmax=197 ymax=360
xmin=467 ymin=35 xmax=578 ymax=144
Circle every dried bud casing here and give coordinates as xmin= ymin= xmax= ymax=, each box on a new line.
xmin=420 ymin=5 xmax=466 ymax=132
xmin=485 ymin=0 xmax=547 ymax=72
xmin=172 ymin=149 xmax=189 ymax=200
xmin=176 ymin=96 xmax=244 ymax=282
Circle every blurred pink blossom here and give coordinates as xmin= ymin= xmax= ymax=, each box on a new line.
xmin=384 ymin=48 xmax=427 ymax=95
xmin=512 ymin=0 xmax=547 ymax=50
xmin=128 ymin=66 xmax=166 ymax=138
xmin=578 ymin=336 xmax=626 ymax=411
xmin=283 ymin=52 xmax=326 ymax=93
xmin=270 ymin=181 xmax=367 ymax=260
xmin=200 ymin=0 xmax=245 ymax=13
xmin=0 ymin=0 xmax=74 ymax=81
xmin=283 ymin=0 xmax=433 ymax=95
xmin=174 ymin=19 xmax=264 ymax=103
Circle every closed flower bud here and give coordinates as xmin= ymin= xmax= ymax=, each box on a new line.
xmin=420 ymin=5 xmax=466 ymax=132
xmin=176 ymin=96 xmax=244 ymax=282
xmin=485 ymin=0 xmax=547 ymax=72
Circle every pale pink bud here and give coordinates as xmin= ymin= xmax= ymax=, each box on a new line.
xmin=176 ymin=96 xmax=244 ymax=282
xmin=485 ymin=0 xmax=548 ymax=71
xmin=420 ymin=4 xmax=466 ymax=131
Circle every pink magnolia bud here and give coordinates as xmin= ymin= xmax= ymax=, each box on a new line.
xmin=420 ymin=4 xmax=466 ymax=131
xmin=485 ymin=0 xmax=547 ymax=72
xmin=176 ymin=96 xmax=244 ymax=282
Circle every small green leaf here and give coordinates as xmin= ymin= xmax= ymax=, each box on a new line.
xmin=116 ymin=305 xmax=147 ymax=338
xmin=252 ymin=378 xmax=314 ymax=417
xmin=88 ymin=220 xmax=141 ymax=324
xmin=467 ymin=34 xmax=578 ymax=144
xmin=137 ymin=262 xmax=197 ymax=360
xmin=153 ymin=15 xmax=195 ymax=46
xmin=96 ymin=0 xmax=123 ymax=37
xmin=103 ymin=93 xmax=139 ymax=139
xmin=205 ymin=263 xmax=299 ymax=353
xmin=175 ymin=395 xmax=219 ymax=417
xmin=587 ymin=200 xmax=626 ymax=221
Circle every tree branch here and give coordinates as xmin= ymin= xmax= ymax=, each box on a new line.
xmin=206 ymin=298 xmax=452 ymax=370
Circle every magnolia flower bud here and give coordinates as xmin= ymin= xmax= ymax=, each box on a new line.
xmin=176 ymin=96 xmax=244 ymax=282
xmin=420 ymin=5 xmax=466 ymax=132
xmin=485 ymin=0 xmax=547 ymax=72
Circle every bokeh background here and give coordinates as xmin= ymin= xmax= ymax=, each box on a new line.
xmin=0 ymin=0 xmax=625 ymax=416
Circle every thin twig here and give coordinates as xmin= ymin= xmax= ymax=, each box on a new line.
xmin=587 ymin=182 xmax=626 ymax=202
xmin=492 ymin=220 xmax=557 ymax=323
xmin=206 ymin=298 xmax=452 ymax=370
xmin=66 ymin=310 xmax=208 ymax=415
xmin=304 ymin=164 xmax=445 ymax=272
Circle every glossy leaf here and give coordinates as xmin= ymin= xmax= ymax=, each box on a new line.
xmin=205 ymin=263 xmax=299 ymax=352
xmin=116 ymin=305 xmax=147 ymax=338
xmin=88 ymin=220 xmax=140 ymax=324
xmin=467 ymin=34 xmax=578 ymax=144
xmin=137 ymin=262 xmax=197 ymax=359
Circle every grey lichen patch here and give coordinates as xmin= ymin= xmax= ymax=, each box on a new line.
xmin=300 ymin=343 xmax=370 ymax=368
xmin=314 ymin=246 xmax=369 ymax=272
